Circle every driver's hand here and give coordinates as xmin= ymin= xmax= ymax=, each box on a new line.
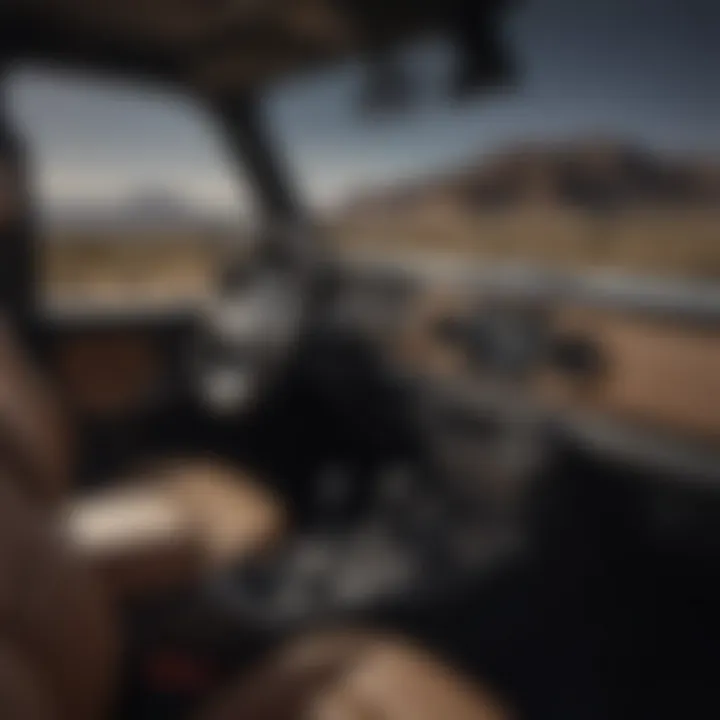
xmin=199 ymin=631 xmax=512 ymax=720
xmin=146 ymin=458 xmax=288 ymax=566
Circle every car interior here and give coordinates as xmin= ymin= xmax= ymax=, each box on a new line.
xmin=0 ymin=1 xmax=718 ymax=719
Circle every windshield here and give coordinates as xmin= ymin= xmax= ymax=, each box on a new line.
xmin=5 ymin=0 xmax=719 ymax=299
xmin=263 ymin=0 xmax=719 ymax=278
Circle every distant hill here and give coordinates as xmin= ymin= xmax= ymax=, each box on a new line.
xmin=331 ymin=138 xmax=720 ymax=279
xmin=46 ymin=189 xmax=240 ymax=237
xmin=339 ymin=139 xmax=720 ymax=219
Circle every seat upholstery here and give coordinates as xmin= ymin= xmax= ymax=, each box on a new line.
xmin=0 ymin=644 xmax=54 ymax=720
xmin=0 ymin=478 xmax=120 ymax=720
xmin=0 ymin=319 xmax=73 ymax=506
xmin=0 ymin=152 xmax=22 ymax=230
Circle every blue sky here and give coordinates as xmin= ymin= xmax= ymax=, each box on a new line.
xmin=5 ymin=0 xmax=719 ymax=218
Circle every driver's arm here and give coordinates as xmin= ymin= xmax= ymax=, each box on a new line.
xmin=66 ymin=459 xmax=287 ymax=599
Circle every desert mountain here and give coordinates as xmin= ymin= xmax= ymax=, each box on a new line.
xmin=340 ymin=139 xmax=720 ymax=219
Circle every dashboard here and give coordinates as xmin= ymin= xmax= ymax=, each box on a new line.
xmin=338 ymin=259 xmax=720 ymax=484
xmin=39 ymin=261 xmax=720 ymax=493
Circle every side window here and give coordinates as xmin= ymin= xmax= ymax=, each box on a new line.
xmin=5 ymin=68 xmax=251 ymax=305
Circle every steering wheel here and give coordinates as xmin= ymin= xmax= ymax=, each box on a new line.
xmin=192 ymin=228 xmax=315 ymax=416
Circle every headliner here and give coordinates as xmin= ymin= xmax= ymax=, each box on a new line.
xmin=0 ymin=0 xmax=511 ymax=97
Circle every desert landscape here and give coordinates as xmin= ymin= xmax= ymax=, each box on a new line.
xmin=43 ymin=139 xmax=720 ymax=301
